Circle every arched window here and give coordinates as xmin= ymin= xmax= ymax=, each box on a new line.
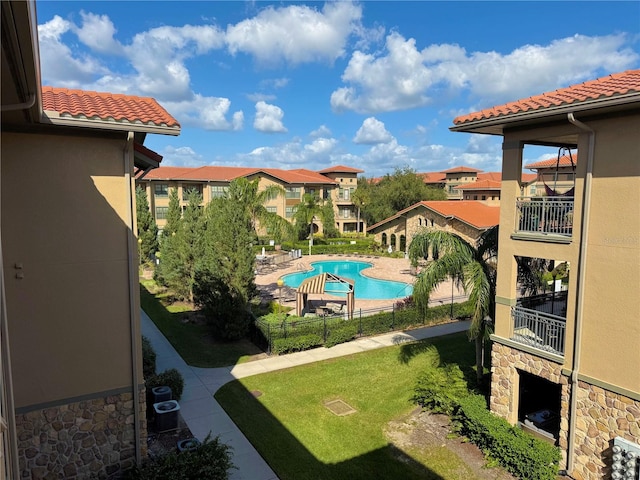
xmin=381 ymin=233 xmax=387 ymax=246
xmin=399 ymin=235 xmax=406 ymax=252
xmin=390 ymin=234 xmax=397 ymax=249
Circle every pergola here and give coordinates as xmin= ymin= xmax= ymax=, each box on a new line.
xmin=295 ymin=273 xmax=354 ymax=319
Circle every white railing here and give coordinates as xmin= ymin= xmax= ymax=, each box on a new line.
xmin=515 ymin=197 xmax=574 ymax=236
xmin=511 ymin=305 xmax=565 ymax=356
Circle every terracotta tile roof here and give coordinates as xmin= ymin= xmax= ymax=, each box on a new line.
xmin=141 ymin=166 xmax=337 ymax=185
xmin=522 ymin=173 xmax=537 ymax=183
xmin=441 ymin=165 xmax=483 ymax=174
xmin=419 ymin=172 xmax=447 ymax=184
xmin=525 ymin=154 xmax=578 ymax=170
xmin=41 ymin=86 xmax=180 ymax=131
xmin=317 ymin=165 xmax=364 ymax=174
xmin=368 ymin=200 xmax=499 ymax=231
xmin=477 ymin=172 xmax=501 ymax=181
xmin=134 ymin=143 xmax=163 ymax=163
xmin=455 ymin=179 xmax=502 ymax=191
xmin=453 ymin=69 xmax=640 ymax=126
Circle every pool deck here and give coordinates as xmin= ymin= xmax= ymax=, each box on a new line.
xmin=255 ymin=254 xmax=465 ymax=312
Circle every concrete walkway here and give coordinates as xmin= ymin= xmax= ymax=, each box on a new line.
xmin=142 ymin=309 xmax=470 ymax=480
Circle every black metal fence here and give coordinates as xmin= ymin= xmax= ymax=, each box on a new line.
xmin=252 ymin=300 xmax=473 ymax=355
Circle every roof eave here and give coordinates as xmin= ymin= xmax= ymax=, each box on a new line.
xmin=41 ymin=111 xmax=181 ymax=136
xmin=449 ymin=94 xmax=640 ymax=135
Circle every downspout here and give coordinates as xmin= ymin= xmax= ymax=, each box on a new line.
xmin=124 ymin=132 xmax=142 ymax=465
xmin=564 ymin=113 xmax=595 ymax=476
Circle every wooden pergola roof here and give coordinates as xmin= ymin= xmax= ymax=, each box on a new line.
xmin=295 ymin=273 xmax=354 ymax=318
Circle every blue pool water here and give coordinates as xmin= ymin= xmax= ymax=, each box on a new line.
xmin=281 ymin=260 xmax=413 ymax=300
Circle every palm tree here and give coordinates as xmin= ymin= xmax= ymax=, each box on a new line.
xmin=292 ymin=193 xmax=328 ymax=241
xmin=224 ymin=178 xmax=290 ymax=241
xmin=409 ymin=226 xmax=498 ymax=383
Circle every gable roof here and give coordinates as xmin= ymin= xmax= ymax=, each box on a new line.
xmin=525 ymin=154 xmax=578 ymax=170
xmin=41 ymin=87 xmax=181 ymax=135
xmin=368 ymin=200 xmax=500 ymax=232
xmin=441 ymin=165 xmax=483 ymax=174
xmin=317 ymin=165 xmax=364 ymax=174
xmin=419 ymin=172 xmax=447 ymax=184
xmin=477 ymin=172 xmax=501 ymax=181
xmin=450 ymin=70 xmax=640 ymax=135
xmin=141 ymin=166 xmax=338 ymax=185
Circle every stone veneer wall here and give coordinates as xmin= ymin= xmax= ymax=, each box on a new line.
xmin=491 ymin=342 xmax=640 ymax=479
xmin=571 ymin=381 xmax=640 ymax=480
xmin=16 ymin=387 xmax=146 ymax=479
xmin=490 ymin=343 xmax=570 ymax=468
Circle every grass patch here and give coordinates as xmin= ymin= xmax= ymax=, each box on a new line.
xmin=215 ymin=333 xmax=489 ymax=480
xmin=140 ymin=280 xmax=263 ymax=368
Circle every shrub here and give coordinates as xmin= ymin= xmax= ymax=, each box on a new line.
xmin=413 ymin=363 xmax=469 ymax=415
xmin=453 ymin=394 xmax=561 ymax=480
xmin=147 ymin=368 xmax=185 ymax=402
xmin=127 ymin=433 xmax=235 ymax=480
xmin=141 ymin=336 xmax=156 ymax=380
xmin=271 ymin=334 xmax=323 ymax=355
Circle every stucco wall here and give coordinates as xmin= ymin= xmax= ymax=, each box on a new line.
xmin=2 ymin=132 xmax=138 ymax=408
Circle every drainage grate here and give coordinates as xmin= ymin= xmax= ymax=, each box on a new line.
xmin=324 ymin=399 xmax=357 ymax=416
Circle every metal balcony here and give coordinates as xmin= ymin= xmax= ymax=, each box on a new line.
xmin=515 ymin=197 xmax=574 ymax=237
xmin=511 ymin=304 xmax=566 ymax=356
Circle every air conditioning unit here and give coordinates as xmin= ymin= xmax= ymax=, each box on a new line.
xmin=612 ymin=437 xmax=640 ymax=480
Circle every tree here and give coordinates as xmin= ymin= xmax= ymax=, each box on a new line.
xmin=360 ymin=168 xmax=447 ymax=225
xmin=194 ymin=188 xmax=257 ymax=340
xmin=223 ymin=177 xmax=286 ymax=240
xmin=157 ymin=190 xmax=203 ymax=301
xmin=409 ymin=227 xmax=498 ymax=383
xmin=292 ymin=193 xmax=325 ymax=241
xmin=135 ymin=186 xmax=158 ymax=261
xmin=321 ymin=197 xmax=339 ymax=238
xmin=162 ymin=187 xmax=181 ymax=238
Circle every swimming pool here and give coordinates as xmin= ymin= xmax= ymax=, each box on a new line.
xmin=281 ymin=260 xmax=413 ymax=300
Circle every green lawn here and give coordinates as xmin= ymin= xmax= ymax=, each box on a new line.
xmin=216 ymin=332 xmax=488 ymax=480
xmin=140 ymin=279 xmax=263 ymax=367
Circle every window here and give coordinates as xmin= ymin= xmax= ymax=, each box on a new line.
xmin=481 ymin=195 xmax=486 ymax=200
xmin=154 ymin=184 xmax=168 ymax=197
xmin=473 ymin=195 xmax=478 ymax=200
xmin=349 ymin=178 xmax=354 ymax=183
xmin=381 ymin=233 xmax=387 ymax=246
xmin=156 ymin=206 xmax=168 ymax=219
xmin=285 ymin=206 xmax=296 ymax=218
xmin=340 ymin=207 xmax=351 ymax=219
xmin=182 ymin=184 xmax=202 ymax=201
xmin=285 ymin=187 xmax=301 ymax=199
xmin=211 ymin=185 xmax=228 ymax=198
xmin=266 ymin=206 xmax=277 ymax=214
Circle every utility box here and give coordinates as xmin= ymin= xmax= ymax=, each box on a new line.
xmin=153 ymin=400 xmax=180 ymax=432
xmin=151 ymin=385 xmax=172 ymax=403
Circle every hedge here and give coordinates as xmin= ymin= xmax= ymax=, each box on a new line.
xmin=255 ymin=301 xmax=473 ymax=354
xmin=453 ymin=394 xmax=561 ymax=480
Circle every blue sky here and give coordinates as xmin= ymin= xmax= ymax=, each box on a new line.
xmin=36 ymin=1 xmax=640 ymax=177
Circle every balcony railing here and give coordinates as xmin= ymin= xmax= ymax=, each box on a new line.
xmin=515 ymin=197 xmax=574 ymax=237
xmin=511 ymin=305 xmax=566 ymax=356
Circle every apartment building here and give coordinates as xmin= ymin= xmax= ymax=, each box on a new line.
xmin=137 ymin=164 xmax=365 ymax=235
xmin=451 ymin=70 xmax=640 ymax=479
xmin=1 ymin=2 xmax=180 ymax=477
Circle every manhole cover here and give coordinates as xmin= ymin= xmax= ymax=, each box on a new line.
xmin=324 ymin=399 xmax=356 ymax=416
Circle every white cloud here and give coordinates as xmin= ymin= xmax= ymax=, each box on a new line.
xmin=225 ymin=2 xmax=362 ymax=66
xmin=73 ymin=12 xmax=125 ymax=55
xmin=160 ymin=145 xmax=205 ymax=167
xmin=353 ymin=117 xmax=394 ymax=144
xmin=38 ymin=15 xmax=111 ymax=88
xmin=246 ymin=92 xmax=277 ymax=103
xmin=332 ymin=32 xmax=639 ymax=114
xmin=259 ymin=77 xmax=290 ymax=89
xmin=310 ymin=125 xmax=332 ymax=138
xmin=305 ymin=137 xmax=337 ymax=154
xmin=254 ymin=101 xmax=287 ymax=133
xmin=163 ymin=95 xmax=243 ymax=131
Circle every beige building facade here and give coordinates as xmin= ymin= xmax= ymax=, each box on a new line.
xmin=452 ymin=70 xmax=640 ymax=479
xmin=137 ymin=165 xmax=366 ymax=236
xmin=1 ymin=3 xmax=180 ymax=477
